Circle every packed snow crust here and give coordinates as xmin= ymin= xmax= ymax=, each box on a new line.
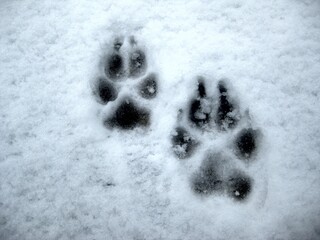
xmin=1 ymin=0 xmax=320 ymax=239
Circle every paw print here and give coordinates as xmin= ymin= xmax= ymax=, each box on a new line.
xmin=171 ymin=78 xmax=262 ymax=201
xmin=92 ymin=36 xmax=158 ymax=130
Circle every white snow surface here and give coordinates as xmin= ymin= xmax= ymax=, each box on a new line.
xmin=1 ymin=0 xmax=320 ymax=239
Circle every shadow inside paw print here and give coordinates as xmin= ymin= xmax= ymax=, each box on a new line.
xmin=171 ymin=78 xmax=261 ymax=202
xmin=96 ymin=78 xmax=118 ymax=104
xmin=235 ymin=128 xmax=259 ymax=160
xmin=191 ymin=153 xmax=252 ymax=201
xmin=171 ymin=126 xmax=198 ymax=159
xmin=192 ymin=155 xmax=224 ymax=195
xmin=226 ymin=171 xmax=252 ymax=201
xmin=93 ymin=36 xmax=158 ymax=130
xmin=217 ymin=81 xmax=238 ymax=129
xmin=105 ymin=98 xmax=150 ymax=130
xmin=105 ymin=39 xmax=125 ymax=80
xmin=188 ymin=78 xmax=210 ymax=127
xmin=139 ymin=73 xmax=157 ymax=99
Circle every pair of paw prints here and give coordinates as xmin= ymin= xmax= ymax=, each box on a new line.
xmin=92 ymin=36 xmax=157 ymax=130
xmin=91 ymin=36 xmax=262 ymax=202
xmin=171 ymin=79 xmax=261 ymax=201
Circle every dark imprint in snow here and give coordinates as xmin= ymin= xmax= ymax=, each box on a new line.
xmin=93 ymin=36 xmax=158 ymax=130
xmin=105 ymin=98 xmax=150 ymax=130
xmin=171 ymin=78 xmax=261 ymax=202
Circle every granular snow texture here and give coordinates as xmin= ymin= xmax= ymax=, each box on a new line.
xmin=1 ymin=0 xmax=320 ymax=239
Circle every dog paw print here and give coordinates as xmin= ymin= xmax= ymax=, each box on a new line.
xmin=92 ymin=36 xmax=158 ymax=130
xmin=171 ymin=78 xmax=262 ymax=201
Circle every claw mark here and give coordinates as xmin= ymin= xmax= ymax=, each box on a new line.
xmin=105 ymin=53 xmax=125 ymax=80
xmin=217 ymin=81 xmax=238 ymax=130
xmin=189 ymin=79 xmax=210 ymax=127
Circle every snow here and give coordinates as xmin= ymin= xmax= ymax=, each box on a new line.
xmin=1 ymin=0 xmax=320 ymax=239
